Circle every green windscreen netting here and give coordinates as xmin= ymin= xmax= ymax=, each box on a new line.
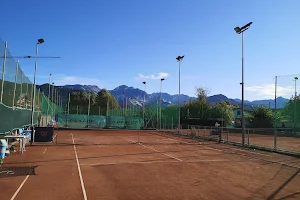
xmin=276 ymin=74 xmax=300 ymax=132
xmin=41 ymin=94 xmax=63 ymax=115
xmin=57 ymin=114 xmax=144 ymax=130
xmin=0 ymin=103 xmax=39 ymax=133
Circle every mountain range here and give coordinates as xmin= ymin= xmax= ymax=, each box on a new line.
xmin=37 ymin=84 xmax=290 ymax=109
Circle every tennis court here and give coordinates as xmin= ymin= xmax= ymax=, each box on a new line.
xmin=1 ymin=129 xmax=300 ymax=200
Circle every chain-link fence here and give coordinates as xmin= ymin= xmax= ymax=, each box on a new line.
xmin=0 ymin=38 xmax=60 ymax=133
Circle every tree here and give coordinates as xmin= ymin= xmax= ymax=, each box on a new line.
xmin=96 ymin=89 xmax=119 ymax=110
xmin=281 ymin=95 xmax=300 ymax=122
xmin=249 ymin=106 xmax=273 ymax=128
xmin=180 ymin=96 xmax=234 ymax=126
xmin=195 ymin=87 xmax=210 ymax=102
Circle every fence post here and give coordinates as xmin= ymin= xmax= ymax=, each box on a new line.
xmin=1 ymin=42 xmax=7 ymax=103
xmin=20 ymin=73 xmax=23 ymax=106
xmin=227 ymin=129 xmax=229 ymax=142
xmin=26 ymin=77 xmax=29 ymax=108
xmin=247 ymin=129 xmax=250 ymax=145
xmin=13 ymin=61 xmax=19 ymax=107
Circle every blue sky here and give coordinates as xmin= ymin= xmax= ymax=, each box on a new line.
xmin=1 ymin=0 xmax=299 ymax=101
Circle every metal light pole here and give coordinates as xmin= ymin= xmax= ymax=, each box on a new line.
xmin=176 ymin=55 xmax=184 ymax=133
xmin=142 ymin=81 xmax=146 ymax=127
xmin=234 ymin=22 xmax=252 ymax=146
xmin=52 ymin=82 xmax=54 ymax=120
xmin=30 ymin=38 xmax=44 ymax=145
xmin=46 ymin=74 xmax=52 ymax=124
xmin=294 ymin=77 xmax=298 ymax=132
xmin=52 ymin=82 xmax=54 ymax=103
xmin=159 ymin=78 xmax=165 ymax=130
xmin=156 ymin=98 xmax=159 ymax=129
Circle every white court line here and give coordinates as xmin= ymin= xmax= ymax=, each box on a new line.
xmin=147 ymin=132 xmax=270 ymax=157
xmin=230 ymin=147 xmax=272 ymax=157
xmin=10 ymin=175 xmax=30 ymax=200
xmin=80 ymin=160 xmax=180 ymax=166
xmin=42 ymin=148 xmax=47 ymax=155
xmin=80 ymin=159 xmax=232 ymax=166
xmin=71 ymin=133 xmax=88 ymax=200
xmin=124 ymin=137 xmax=182 ymax=162
xmin=206 ymin=146 xmax=223 ymax=152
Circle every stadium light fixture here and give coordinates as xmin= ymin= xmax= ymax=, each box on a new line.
xmin=234 ymin=22 xmax=252 ymax=146
xmin=176 ymin=55 xmax=184 ymax=134
xmin=30 ymin=38 xmax=44 ymax=145
xmin=160 ymin=78 xmax=165 ymax=130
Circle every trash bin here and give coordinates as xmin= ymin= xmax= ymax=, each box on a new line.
xmin=0 ymin=139 xmax=8 ymax=159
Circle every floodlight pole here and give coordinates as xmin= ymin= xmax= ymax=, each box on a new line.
xmin=294 ymin=77 xmax=298 ymax=132
xmin=241 ymin=31 xmax=245 ymax=146
xmin=46 ymin=74 xmax=52 ymax=124
xmin=274 ymin=76 xmax=278 ymax=150
xmin=234 ymin=22 xmax=252 ymax=146
xmin=142 ymin=81 xmax=146 ymax=128
xmin=159 ymin=78 xmax=165 ymax=130
xmin=30 ymin=39 xmax=44 ymax=145
xmin=176 ymin=56 xmax=184 ymax=134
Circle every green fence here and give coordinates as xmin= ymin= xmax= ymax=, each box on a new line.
xmin=0 ymin=38 xmax=61 ymax=133
xmin=276 ymin=74 xmax=300 ymax=132
xmin=41 ymin=95 xmax=63 ymax=116
xmin=0 ymin=103 xmax=39 ymax=133
xmin=57 ymin=114 xmax=144 ymax=130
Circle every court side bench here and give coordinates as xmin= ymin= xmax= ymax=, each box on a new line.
xmin=4 ymin=128 xmax=32 ymax=154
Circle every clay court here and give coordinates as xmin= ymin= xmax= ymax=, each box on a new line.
xmin=1 ymin=129 xmax=300 ymax=200
xmin=184 ymin=128 xmax=300 ymax=153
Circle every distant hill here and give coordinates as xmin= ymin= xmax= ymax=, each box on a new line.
xmin=37 ymin=84 xmax=289 ymax=109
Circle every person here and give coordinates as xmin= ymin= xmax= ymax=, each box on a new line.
xmin=215 ymin=122 xmax=222 ymax=143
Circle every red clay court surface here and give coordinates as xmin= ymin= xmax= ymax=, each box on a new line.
xmin=1 ymin=130 xmax=300 ymax=200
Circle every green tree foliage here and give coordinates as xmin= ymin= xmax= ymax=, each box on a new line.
xmin=195 ymin=87 xmax=210 ymax=102
xmin=68 ymin=89 xmax=119 ymax=115
xmin=281 ymin=95 xmax=300 ymax=122
xmin=96 ymin=89 xmax=119 ymax=109
xmin=164 ymin=87 xmax=235 ymax=126
xmin=248 ymin=106 xmax=273 ymax=128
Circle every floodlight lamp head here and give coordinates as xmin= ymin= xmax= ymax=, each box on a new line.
xmin=234 ymin=27 xmax=241 ymax=34
xmin=52 ymin=82 xmax=54 ymax=85
xmin=161 ymin=78 xmax=165 ymax=81
xmin=295 ymin=77 xmax=298 ymax=80
xmin=241 ymin=22 xmax=253 ymax=30
xmin=142 ymin=81 xmax=146 ymax=84
xmin=37 ymin=38 xmax=44 ymax=44
xmin=176 ymin=55 xmax=184 ymax=61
